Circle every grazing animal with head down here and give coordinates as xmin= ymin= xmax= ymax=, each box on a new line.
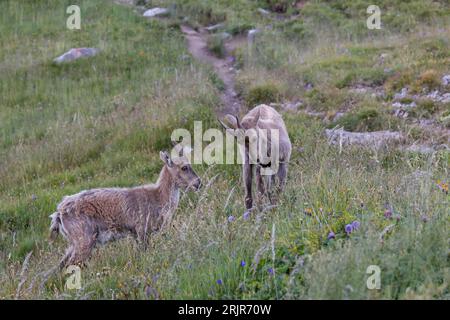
xmin=219 ymin=104 xmax=292 ymax=210
xmin=49 ymin=147 xmax=201 ymax=268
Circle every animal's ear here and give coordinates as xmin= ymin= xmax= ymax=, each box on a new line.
xmin=219 ymin=114 xmax=241 ymax=130
xmin=160 ymin=151 xmax=173 ymax=167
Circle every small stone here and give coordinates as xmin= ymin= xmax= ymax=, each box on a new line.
xmin=143 ymin=7 xmax=169 ymax=18
xmin=218 ymin=32 xmax=232 ymax=41
xmin=247 ymin=29 xmax=260 ymax=43
xmin=393 ymin=87 xmax=408 ymax=101
xmin=442 ymin=74 xmax=450 ymax=86
xmin=53 ymin=48 xmax=99 ymax=64
xmin=205 ymin=23 xmax=224 ymax=32
xmin=304 ymin=83 xmax=313 ymax=90
xmin=332 ymin=112 xmax=345 ymax=122
xmin=257 ymin=8 xmax=271 ymax=16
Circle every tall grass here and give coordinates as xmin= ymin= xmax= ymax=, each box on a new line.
xmin=0 ymin=0 xmax=449 ymax=299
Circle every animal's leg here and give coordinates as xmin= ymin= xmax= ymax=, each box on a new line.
xmin=269 ymin=162 xmax=287 ymax=205
xmin=256 ymin=165 xmax=266 ymax=208
xmin=135 ymin=224 xmax=149 ymax=250
xmin=59 ymin=245 xmax=74 ymax=270
xmin=243 ymin=161 xmax=253 ymax=210
xmin=277 ymin=162 xmax=288 ymax=193
xmin=256 ymin=166 xmax=266 ymax=195
xmin=67 ymin=229 xmax=97 ymax=267
xmin=267 ymin=174 xmax=276 ymax=204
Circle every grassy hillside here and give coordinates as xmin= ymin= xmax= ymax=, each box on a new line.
xmin=0 ymin=0 xmax=449 ymax=299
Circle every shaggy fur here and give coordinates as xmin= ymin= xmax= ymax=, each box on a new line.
xmin=49 ymin=150 xmax=201 ymax=268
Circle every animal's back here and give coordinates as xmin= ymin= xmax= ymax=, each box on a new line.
xmin=242 ymin=104 xmax=291 ymax=161
xmin=57 ymin=188 xmax=127 ymax=221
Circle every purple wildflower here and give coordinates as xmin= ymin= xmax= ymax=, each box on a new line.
xmin=240 ymin=260 xmax=246 ymax=267
xmin=421 ymin=215 xmax=429 ymax=223
xmin=351 ymin=220 xmax=360 ymax=230
xmin=228 ymin=215 xmax=235 ymax=223
xmin=345 ymin=224 xmax=353 ymax=234
xmin=268 ymin=268 xmax=275 ymax=275
xmin=384 ymin=209 xmax=392 ymax=219
xmin=243 ymin=210 xmax=250 ymax=220
xmin=216 ymin=279 xmax=223 ymax=285
xmin=327 ymin=231 xmax=335 ymax=240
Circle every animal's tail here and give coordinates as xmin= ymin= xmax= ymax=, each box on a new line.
xmin=49 ymin=212 xmax=61 ymax=241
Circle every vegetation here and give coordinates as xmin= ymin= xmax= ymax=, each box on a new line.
xmin=0 ymin=0 xmax=449 ymax=299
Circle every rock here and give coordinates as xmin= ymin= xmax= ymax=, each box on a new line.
xmin=257 ymin=8 xmax=271 ymax=16
xmin=393 ymin=109 xmax=408 ymax=118
xmin=284 ymin=101 xmax=303 ymax=112
xmin=143 ymin=7 xmax=169 ymax=18
xmin=332 ymin=112 xmax=345 ymax=122
xmin=418 ymin=119 xmax=436 ymax=127
xmin=325 ymin=128 xmax=403 ymax=148
xmin=442 ymin=74 xmax=450 ymax=86
xmin=404 ymin=144 xmax=435 ymax=154
xmin=270 ymin=101 xmax=302 ymax=112
xmin=348 ymin=87 xmax=368 ymax=95
xmin=393 ymin=87 xmax=408 ymax=101
xmin=205 ymin=23 xmax=224 ymax=32
xmin=442 ymin=93 xmax=450 ymax=103
xmin=247 ymin=29 xmax=260 ymax=43
xmin=392 ymin=101 xmax=416 ymax=109
xmin=218 ymin=32 xmax=232 ymax=41
xmin=425 ymin=90 xmax=450 ymax=103
xmin=53 ymin=48 xmax=99 ymax=64
xmin=426 ymin=90 xmax=440 ymax=101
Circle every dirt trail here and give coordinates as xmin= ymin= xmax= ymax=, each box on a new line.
xmin=113 ymin=0 xmax=244 ymax=117
xmin=180 ymin=25 xmax=244 ymax=117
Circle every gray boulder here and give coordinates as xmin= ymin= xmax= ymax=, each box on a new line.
xmin=53 ymin=48 xmax=99 ymax=64
xmin=143 ymin=7 xmax=169 ymax=18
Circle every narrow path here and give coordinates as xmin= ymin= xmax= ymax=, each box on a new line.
xmin=114 ymin=0 xmax=244 ymax=117
xmin=180 ymin=25 xmax=243 ymax=117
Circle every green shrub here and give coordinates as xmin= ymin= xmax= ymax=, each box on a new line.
xmin=245 ymin=83 xmax=282 ymax=107
xmin=416 ymin=69 xmax=441 ymax=91
xmin=336 ymin=68 xmax=387 ymax=88
xmin=207 ymin=33 xmax=227 ymax=58
xmin=330 ymin=107 xmax=399 ymax=132
xmin=304 ymin=87 xmax=347 ymax=112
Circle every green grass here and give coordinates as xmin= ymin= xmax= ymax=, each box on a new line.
xmin=0 ymin=0 xmax=449 ymax=300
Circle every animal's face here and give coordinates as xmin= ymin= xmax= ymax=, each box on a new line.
xmin=160 ymin=151 xmax=201 ymax=191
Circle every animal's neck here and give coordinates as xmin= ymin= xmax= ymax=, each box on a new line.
xmin=156 ymin=166 xmax=179 ymax=209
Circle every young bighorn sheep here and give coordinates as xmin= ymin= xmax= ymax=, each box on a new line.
xmin=49 ymin=147 xmax=201 ymax=268
xmin=220 ymin=104 xmax=291 ymax=209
